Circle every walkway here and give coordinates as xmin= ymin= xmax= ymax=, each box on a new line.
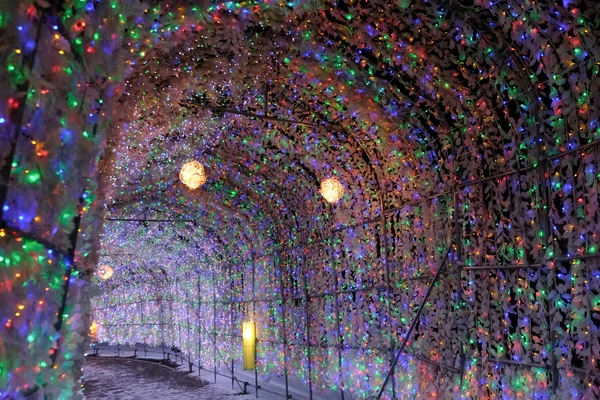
xmin=83 ymin=357 xmax=236 ymax=400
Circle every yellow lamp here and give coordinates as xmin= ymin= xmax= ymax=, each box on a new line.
xmin=242 ymin=321 xmax=256 ymax=370
xmin=179 ymin=160 xmax=207 ymax=190
xmin=97 ymin=265 xmax=114 ymax=280
xmin=90 ymin=320 xmax=99 ymax=340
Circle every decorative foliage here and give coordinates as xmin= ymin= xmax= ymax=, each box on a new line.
xmin=1 ymin=0 xmax=599 ymax=398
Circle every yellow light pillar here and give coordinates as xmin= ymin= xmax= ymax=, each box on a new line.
xmin=242 ymin=321 xmax=256 ymax=370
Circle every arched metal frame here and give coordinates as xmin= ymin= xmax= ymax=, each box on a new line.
xmin=92 ymin=1 xmax=600 ymax=399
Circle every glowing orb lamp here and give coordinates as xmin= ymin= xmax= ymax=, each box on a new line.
xmin=319 ymin=177 xmax=344 ymax=203
xmin=179 ymin=160 xmax=207 ymax=190
xmin=97 ymin=265 xmax=114 ymax=280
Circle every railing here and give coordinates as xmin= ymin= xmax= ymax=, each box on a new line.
xmin=89 ymin=343 xmax=294 ymax=399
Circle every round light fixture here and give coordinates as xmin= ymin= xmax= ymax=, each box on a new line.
xmin=97 ymin=265 xmax=114 ymax=280
xmin=89 ymin=320 xmax=99 ymax=339
xmin=179 ymin=160 xmax=207 ymax=190
xmin=320 ymin=177 xmax=344 ymax=204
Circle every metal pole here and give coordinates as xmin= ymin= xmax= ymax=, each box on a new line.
xmin=264 ymin=83 xmax=269 ymax=116
xmin=454 ymin=192 xmax=466 ymax=390
xmin=180 ymin=101 xmax=322 ymax=129
xmin=276 ymin=251 xmax=290 ymax=399
xmin=199 ymin=284 xmax=204 ymax=374
xmin=376 ymin=247 xmax=451 ymax=399
xmin=329 ymin=225 xmax=345 ymax=400
xmin=230 ymin=261 xmax=235 ymax=390
xmin=103 ymin=218 xmax=195 ymax=223
xmin=251 ymin=247 xmax=258 ymax=398
xmin=186 ymin=285 xmax=192 ymax=372
xmin=540 ymin=156 xmax=559 ymax=392
xmin=584 ymin=147 xmax=596 ymax=381
xmin=379 ymin=203 xmax=395 ymax=399
xmin=302 ymin=244 xmax=314 ymax=400
xmin=177 ymin=278 xmax=182 ymax=358
xmin=213 ymin=270 xmax=217 ymax=383
xmin=169 ymin=289 xmax=175 ymax=362
xmin=51 ymin=192 xmax=85 ymax=366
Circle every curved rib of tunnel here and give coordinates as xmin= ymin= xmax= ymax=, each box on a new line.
xmin=1 ymin=0 xmax=599 ymax=399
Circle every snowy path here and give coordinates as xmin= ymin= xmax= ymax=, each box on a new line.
xmin=83 ymin=357 xmax=236 ymax=399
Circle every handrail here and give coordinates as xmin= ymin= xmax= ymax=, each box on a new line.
xmin=375 ymin=243 xmax=453 ymax=399
xmin=89 ymin=344 xmax=291 ymax=398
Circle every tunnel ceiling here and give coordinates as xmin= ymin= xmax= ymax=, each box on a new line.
xmin=101 ymin=0 xmax=599 ymax=266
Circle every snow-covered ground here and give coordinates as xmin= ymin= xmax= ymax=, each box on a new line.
xmin=83 ymin=345 xmax=348 ymax=400
xmin=83 ymin=357 xmax=236 ymax=399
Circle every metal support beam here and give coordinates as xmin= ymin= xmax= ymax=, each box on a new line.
xmin=413 ymin=354 xmax=460 ymax=374
xmin=213 ymin=270 xmax=218 ymax=383
xmin=276 ymin=251 xmax=291 ymax=399
xmin=487 ymin=358 xmax=549 ymax=370
xmin=461 ymin=263 xmax=543 ymax=271
xmin=330 ymin=226 xmax=345 ymax=400
xmin=230 ymin=261 xmax=235 ymax=391
xmin=376 ymin=246 xmax=452 ymax=399
xmin=250 ymin=242 xmax=259 ymax=398
xmin=103 ymin=217 xmax=195 ymax=223
xmin=180 ymin=100 xmax=325 ymax=129
xmin=329 ymin=138 xmax=600 ymax=236
xmin=197 ymin=274 xmax=202 ymax=377
xmin=51 ymin=192 xmax=85 ymax=366
xmin=301 ymin=236 xmax=314 ymax=400
xmin=454 ymin=193 xmax=466 ymax=391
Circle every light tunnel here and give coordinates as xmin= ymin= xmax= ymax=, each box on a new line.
xmin=0 ymin=0 xmax=599 ymax=399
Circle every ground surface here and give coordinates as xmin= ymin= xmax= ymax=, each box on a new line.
xmin=83 ymin=357 xmax=236 ymax=400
